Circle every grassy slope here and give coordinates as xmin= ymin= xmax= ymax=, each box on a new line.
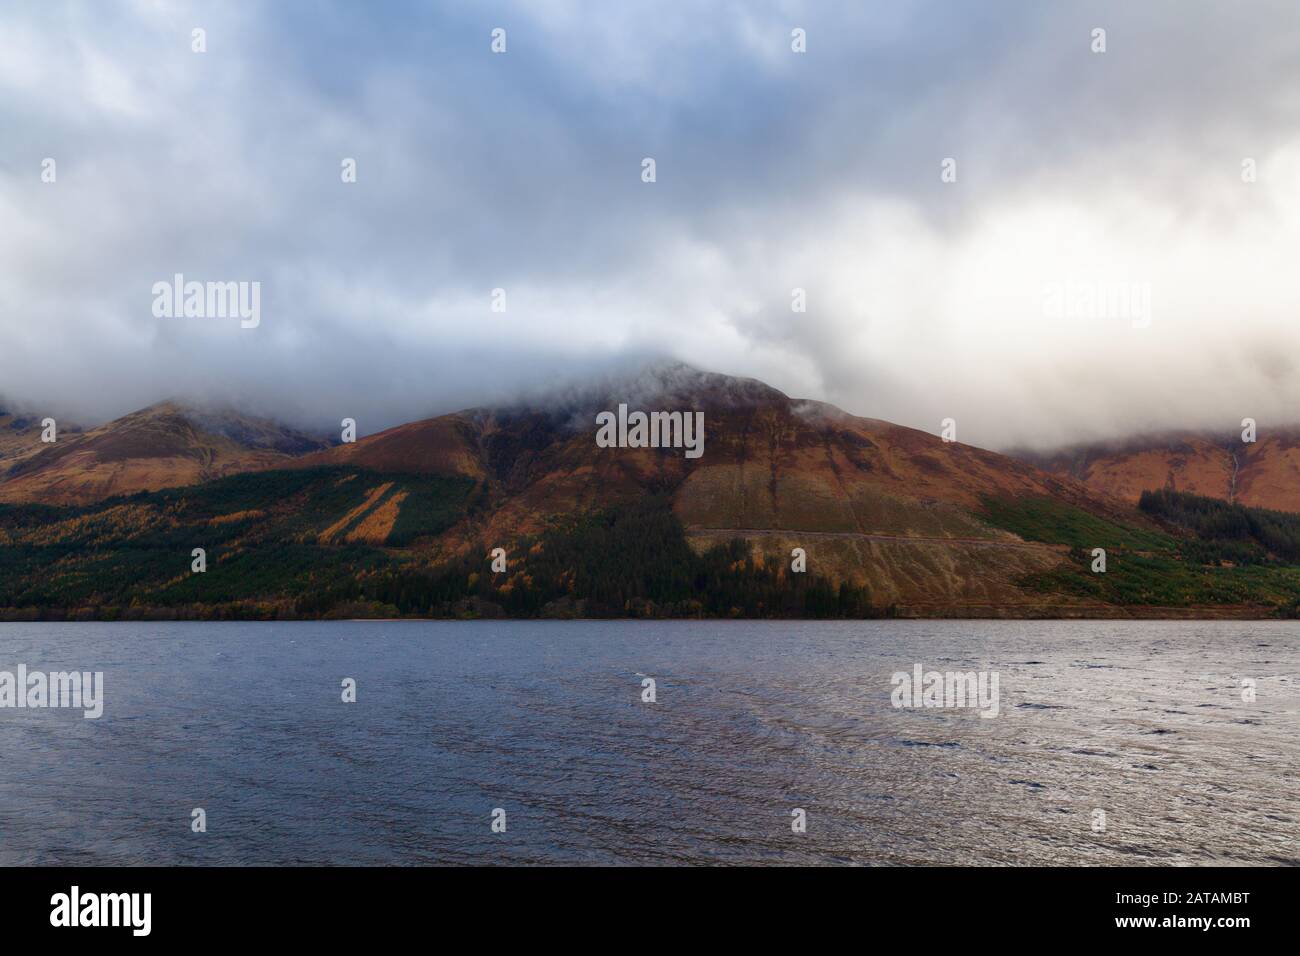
xmin=5 ymin=471 xmax=1300 ymax=617
xmin=981 ymin=493 xmax=1300 ymax=611
xmin=0 ymin=469 xmax=871 ymax=619
xmin=0 ymin=468 xmax=474 ymax=614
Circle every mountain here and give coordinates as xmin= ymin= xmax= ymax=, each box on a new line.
xmin=0 ymin=401 xmax=331 ymax=505
xmin=1013 ymin=429 xmax=1300 ymax=513
xmin=0 ymin=407 xmax=84 ymax=473
xmin=4 ymin=364 xmax=1300 ymax=620
xmin=279 ymin=363 xmax=1142 ymax=613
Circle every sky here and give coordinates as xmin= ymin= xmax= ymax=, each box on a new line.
xmin=2 ymin=0 xmax=1300 ymax=449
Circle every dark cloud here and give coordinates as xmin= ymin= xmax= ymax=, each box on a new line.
xmin=2 ymin=0 xmax=1298 ymax=448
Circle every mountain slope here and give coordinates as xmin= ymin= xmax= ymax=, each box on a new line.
xmin=295 ymin=364 xmax=1123 ymax=524
xmin=0 ymin=407 xmax=85 ymax=473
xmin=7 ymin=365 xmax=1294 ymax=619
xmin=1015 ymin=429 xmax=1300 ymax=513
xmin=0 ymin=401 xmax=331 ymax=505
xmin=277 ymin=363 xmax=1152 ymax=612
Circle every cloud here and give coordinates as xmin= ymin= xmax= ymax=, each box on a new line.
xmin=1 ymin=0 xmax=1298 ymax=449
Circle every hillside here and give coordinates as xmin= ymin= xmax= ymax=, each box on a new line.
xmin=282 ymin=363 xmax=1154 ymax=613
xmin=4 ymin=365 xmax=1299 ymax=619
xmin=1014 ymin=430 xmax=1300 ymax=513
xmin=0 ymin=407 xmax=85 ymax=473
xmin=0 ymin=401 xmax=331 ymax=505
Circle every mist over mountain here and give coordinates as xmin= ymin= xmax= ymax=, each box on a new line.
xmin=9 ymin=362 xmax=1300 ymax=620
xmin=1012 ymin=427 xmax=1300 ymax=513
xmin=0 ymin=401 xmax=330 ymax=504
xmin=4 ymin=2 xmax=1300 ymax=448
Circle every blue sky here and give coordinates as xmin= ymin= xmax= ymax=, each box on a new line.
xmin=2 ymin=0 xmax=1299 ymax=448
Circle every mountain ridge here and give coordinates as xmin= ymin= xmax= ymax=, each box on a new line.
xmin=1011 ymin=427 xmax=1300 ymax=512
xmin=0 ymin=401 xmax=332 ymax=505
xmin=5 ymin=365 xmax=1300 ymax=619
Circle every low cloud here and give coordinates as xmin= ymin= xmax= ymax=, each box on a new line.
xmin=2 ymin=1 xmax=1298 ymax=449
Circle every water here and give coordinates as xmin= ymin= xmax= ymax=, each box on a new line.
xmin=0 ymin=620 xmax=1296 ymax=866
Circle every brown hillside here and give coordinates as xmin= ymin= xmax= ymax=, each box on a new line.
xmin=0 ymin=409 xmax=85 ymax=473
xmin=1014 ymin=429 xmax=1300 ymax=512
xmin=0 ymin=402 xmax=330 ymax=505
xmin=289 ymin=363 xmax=1134 ymax=609
xmin=2 ymin=365 xmax=1170 ymax=612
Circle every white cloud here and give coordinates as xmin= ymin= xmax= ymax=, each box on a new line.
xmin=2 ymin=0 xmax=1299 ymax=450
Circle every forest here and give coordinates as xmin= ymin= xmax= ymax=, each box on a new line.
xmin=297 ymin=495 xmax=878 ymax=619
xmin=0 ymin=471 xmax=875 ymax=620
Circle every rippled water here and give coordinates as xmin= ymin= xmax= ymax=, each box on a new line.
xmin=0 ymin=620 xmax=1296 ymax=865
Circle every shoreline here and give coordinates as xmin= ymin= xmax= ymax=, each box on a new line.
xmin=0 ymin=605 xmax=1286 ymax=623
